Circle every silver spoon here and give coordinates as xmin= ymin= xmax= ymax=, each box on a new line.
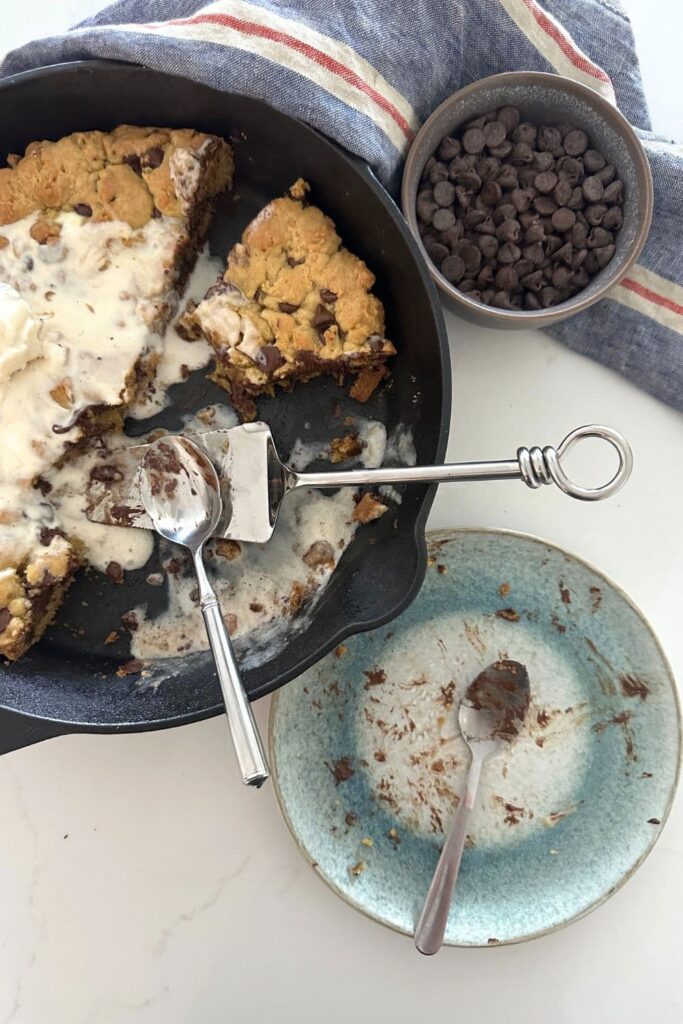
xmin=139 ymin=435 xmax=269 ymax=788
xmin=414 ymin=659 xmax=530 ymax=955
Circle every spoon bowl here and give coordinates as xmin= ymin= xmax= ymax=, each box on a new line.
xmin=139 ymin=435 xmax=222 ymax=551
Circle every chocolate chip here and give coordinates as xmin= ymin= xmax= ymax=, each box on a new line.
xmin=585 ymin=203 xmax=608 ymax=226
xmin=0 ymin=608 xmax=10 ymax=633
xmin=495 ymin=266 xmax=519 ymax=290
xmin=432 ymin=208 xmax=456 ymax=231
xmin=552 ymin=242 xmax=574 ymax=266
xmin=455 ymin=169 xmax=481 ymax=191
xmin=553 ymin=177 xmax=573 ymax=206
xmin=476 ymin=156 xmax=501 ymax=182
xmin=602 ymin=206 xmax=623 ymax=231
xmin=458 ymin=280 xmax=479 ymax=296
xmin=441 ymin=223 xmax=464 ymax=247
xmin=511 ymin=188 xmax=532 ymax=213
xmin=475 ymin=217 xmax=496 ymax=236
xmin=454 ymin=186 xmax=472 ymax=210
xmin=459 ymin=242 xmax=482 ymax=274
xmin=367 ymin=334 xmax=384 ymax=352
xmin=551 ymin=207 xmax=576 ymax=232
xmin=513 ymin=123 xmax=537 ymax=145
xmin=484 ymin=121 xmax=507 ymax=147
xmin=602 ymin=179 xmax=623 ymax=204
xmin=106 ymin=561 xmax=124 ymax=584
xmin=441 ymin=254 xmax=466 ymax=283
xmin=545 ymin=235 xmax=563 ymax=257
xmin=73 ymin=203 xmax=92 ymax=217
xmin=525 ymin=291 xmax=542 ymax=310
xmin=429 ymin=161 xmax=449 ymax=184
xmin=596 ymin=163 xmax=616 ymax=185
xmin=463 ymin=127 xmax=486 ymax=153
xmin=497 ymin=106 xmax=520 ymax=131
xmin=595 ymin=244 xmax=616 ymax=269
xmin=534 ymin=171 xmax=558 ymax=194
xmin=573 ymin=267 xmax=590 ymax=288
xmin=587 ymin=227 xmax=614 ymax=249
xmin=417 ymin=196 xmax=438 ymax=222
xmin=433 ymin=180 xmax=456 ymax=207
xmin=259 ymin=345 xmax=286 ymax=371
xmin=563 ymin=129 xmax=588 ymax=156
xmin=540 ymin=285 xmax=561 ymax=307
xmin=523 ymin=241 xmax=545 ymax=265
xmin=572 ymin=248 xmax=588 ymax=269
xmin=537 ymin=126 xmax=562 ymax=152
xmin=438 ymin=136 xmax=461 ymax=160
xmin=571 ymin=222 xmax=588 ymax=247
xmin=424 ymin=240 xmax=450 ymax=263
xmin=532 ymin=150 xmax=555 ymax=172
xmin=462 ymin=209 xmax=486 ymax=230
xmin=320 ymin=289 xmax=338 ymax=304
xmin=39 ymin=526 xmax=65 ymax=546
xmin=496 ymin=219 xmax=521 ymax=244
xmin=421 ymin=156 xmax=436 ymax=182
xmin=567 ymin=186 xmax=584 ymax=210
xmin=279 ymin=301 xmax=299 ymax=313
xmin=582 ymin=175 xmax=604 ymax=203
xmin=525 ymin=221 xmax=546 ymax=243
xmin=498 ymin=242 xmax=521 ymax=265
xmin=476 ymin=264 xmax=495 ymax=286
xmin=556 ymin=156 xmax=583 ymax=184
xmin=143 ymin=146 xmax=164 ymax=169
xmin=518 ymin=166 xmax=539 ymax=188
xmin=312 ymin=305 xmax=335 ymax=329
xmin=534 ymin=195 xmax=558 ymax=216
xmin=513 ymin=258 xmax=533 ymax=279
xmin=521 ymin=270 xmax=544 ymax=292
xmin=583 ymin=149 xmax=606 ymax=173
xmin=123 ymin=153 xmax=143 ymax=176
xmin=477 ymin=235 xmax=499 ymax=258
xmin=552 ymin=265 xmax=574 ymax=289
xmin=481 ymin=180 xmax=503 ymax=205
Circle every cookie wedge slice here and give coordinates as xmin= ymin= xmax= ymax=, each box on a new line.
xmin=179 ymin=179 xmax=396 ymax=420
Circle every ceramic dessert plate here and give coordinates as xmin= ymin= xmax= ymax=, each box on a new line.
xmin=270 ymin=528 xmax=680 ymax=946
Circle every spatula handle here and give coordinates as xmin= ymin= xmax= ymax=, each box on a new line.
xmin=294 ymin=425 xmax=632 ymax=502
xmin=194 ymin=552 xmax=269 ymax=788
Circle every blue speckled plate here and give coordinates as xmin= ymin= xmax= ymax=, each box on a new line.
xmin=269 ymin=529 xmax=680 ymax=946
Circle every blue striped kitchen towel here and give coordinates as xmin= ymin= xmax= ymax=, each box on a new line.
xmin=2 ymin=0 xmax=681 ymax=409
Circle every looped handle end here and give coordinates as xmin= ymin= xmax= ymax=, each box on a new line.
xmin=518 ymin=425 xmax=633 ymax=501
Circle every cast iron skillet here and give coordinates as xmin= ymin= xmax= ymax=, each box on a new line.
xmin=0 ymin=61 xmax=450 ymax=754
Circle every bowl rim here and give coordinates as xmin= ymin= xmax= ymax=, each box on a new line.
xmin=401 ymin=70 xmax=654 ymax=325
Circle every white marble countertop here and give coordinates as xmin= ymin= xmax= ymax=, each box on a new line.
xmin=1 ymin=3 xmax=681 ymax=1022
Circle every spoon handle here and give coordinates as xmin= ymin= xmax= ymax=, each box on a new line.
xmin=414 ymin=751 xmax=484 ymax=955
xmin=193 ymin=552 xmax=270 ymax=788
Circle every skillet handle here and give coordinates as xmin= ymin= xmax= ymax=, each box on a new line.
xmin=0 ymin=707 xmax=65 ymax=755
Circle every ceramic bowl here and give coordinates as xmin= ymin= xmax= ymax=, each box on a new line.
xmin=270 ymin=529 xmax=680 ymax=945
xmin=401 ymin=72 xmax=653 ymax=329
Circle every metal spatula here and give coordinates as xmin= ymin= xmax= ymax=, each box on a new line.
xmin=86 ymin=422 xmax=632 ymax=543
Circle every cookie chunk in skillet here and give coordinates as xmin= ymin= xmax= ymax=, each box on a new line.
xmin=178 ymin=179 xmax=396 ymax=420
xmin=0 ymin=126 xmax=233 ymax=661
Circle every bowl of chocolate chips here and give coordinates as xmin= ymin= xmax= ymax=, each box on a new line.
xmin=402 ymin=72 xmax=653 ymax=327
